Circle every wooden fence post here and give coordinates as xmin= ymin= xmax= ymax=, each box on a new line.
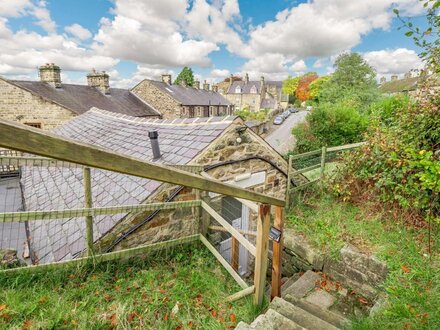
xmin=271 ymin=206 xmax=284 ymax=300
xmin=83 ymin=167 xmax=94 ymax=256
xmin=285 ymin=155 xmax=293 ymax=210
xmin=253 ymin=204 xmax=271 ymax=306
xmin=231 ymin=237 xmax=239 ymax=271
xmin=320 ymin=146 xmax=327 ymax=179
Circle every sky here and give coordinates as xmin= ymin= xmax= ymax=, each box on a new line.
xmin=0 ymin=0 xmax=429 ymax=88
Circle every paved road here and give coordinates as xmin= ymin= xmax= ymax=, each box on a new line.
xmin=265 ymin=111 xmax=308 ymax=154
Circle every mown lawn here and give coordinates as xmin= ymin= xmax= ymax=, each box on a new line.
xmin=0 ymin=243 xmax=262 ymax=329
xmin=287 ymin=188 xmax=440 ymax=330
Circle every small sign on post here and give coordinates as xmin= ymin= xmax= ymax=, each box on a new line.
xmin=269 ymin=226 xmax=282 ymax=243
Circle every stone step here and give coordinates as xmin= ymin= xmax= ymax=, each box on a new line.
xmin=248 ymin=309 xmax=305 ymax=330
xmin=270 ymin=297 xmax=339 ymax=330
xmin=282 ymin=270 xmax=320 ymax=299
xmin=285 ymin=294 xmax=349 ymax=328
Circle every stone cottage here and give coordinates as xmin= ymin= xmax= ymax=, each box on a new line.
xmin=222 ymin=73 xmax=289 ymax=112
xmin=131 ymin=75 xmax=234 ymax=119
xmin=0 ymin=64 xmax=161 ymax=129
xmin=8 ymin=108 xmax=290 ymax=271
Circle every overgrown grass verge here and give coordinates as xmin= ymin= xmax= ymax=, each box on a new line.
xmin=0 ymin=243 xmax=263 ymax=329
xmin=287 ymin=188 xmax=440 ymax=329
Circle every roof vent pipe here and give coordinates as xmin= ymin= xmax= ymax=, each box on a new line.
xmin=148 ymin=131 xmax=161 ymax=159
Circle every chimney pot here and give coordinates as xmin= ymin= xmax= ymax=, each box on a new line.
xmin=391 ymin=75 xmax=398 ymax=81
xmin=148 ymin=130 xmax=161 ymax=159
xmin=194 ymin=80 xmax=200 ymax=89
xmin=203 ymin=80 xmax=210 ymax=91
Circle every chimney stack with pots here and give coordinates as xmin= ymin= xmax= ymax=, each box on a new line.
xmin=391 ymin=75 xmax=398 ymax=81
xmin=39 ymin=63 xmax=62 ymax=88
xmin=194 ymin=80 xmax=200 ymax=89
xmin=404 ymin=72 xmax=412 ymax=79
xmin=161 ymin=74 xmax=172 ymax=85
xmin=203 ymin=80 xmax=210 ymax=91
xmin=148 ymin=131 xmax=161 ymax=159
xmin=212 ymin=85 xmax=218 ymax=93
xmin=380 ymin=77 xmax=386 ymax=84
xmin=87 ymin=69 xmax=110 ymax=94
xmin=245 ymin=73 xmax=249 ymax=84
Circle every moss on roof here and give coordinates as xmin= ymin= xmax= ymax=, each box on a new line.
xmin=379 ymin=76 xmax=419 ymax=94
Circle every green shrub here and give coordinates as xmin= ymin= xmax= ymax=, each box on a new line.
xmin=334 ymin=94 xmax=440 ymax=221
xmin=291 ymin=101 xmax=368 ymax=153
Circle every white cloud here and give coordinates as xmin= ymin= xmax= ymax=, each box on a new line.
xmin=363 ymin=48 xmax=423 ymax=76
xmin=290 ymin=60 xmax=307 ymax=72
xmin=0 ymin=0 xmax=32 ymax=17
xmin=65 ymin=24 xmax=92 ymax=40
xmin=30 ymin=1 xmax=56 ymax=33
xmin=210 ymin=68 xmax=230 ymax=78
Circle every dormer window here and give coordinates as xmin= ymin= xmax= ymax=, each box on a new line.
xmin=235 ymin=85 xmax=242 ymax=93
xmin=250 ymin=85 xmax=257 ymax=94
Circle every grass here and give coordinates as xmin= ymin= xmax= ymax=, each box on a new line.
xmin=0 ymin=243 xmax=263 ymax=329
xmin=287 ymin=188 xmax=440 ymax=329
xmin=302 ymin=162 xmax=339 ymax=181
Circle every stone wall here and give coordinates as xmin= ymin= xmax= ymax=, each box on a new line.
xmin=282 ymin=229 xmax=388 ymax=299
xmin=97 ymin=120 xmax=288 ymax=251
xmin=0 ymin=79 xmax=75 ymax=129
xmin=131 ymin=80 xmax=181 ymax=119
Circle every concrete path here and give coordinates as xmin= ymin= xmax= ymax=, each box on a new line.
xmin=265 ymin=111 xmax=307 ymax=154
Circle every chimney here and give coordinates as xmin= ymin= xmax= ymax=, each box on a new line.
xmin=404 ymin=72 xmax=412 ymax=79
xmin=148 ymin=131 xmax=161 ymax=159
xmin=391 ymin=75 xmax=398 ymax=82
xmin=179 ymin=79 xmax=187 ymax=87
xmin=203 ymin=80 xmax=210 ymax=91
xmin=194 ymin=80 xmax=200 ymax=89
xmin=245 ymin=73 xmax=249 ymax=84
xmin=228 ymin=74 xmax=234 ymax=90
xmin=212 ymin=85 xmax=218 ymax=93
xmin=260 ymin=76 xmax=265 ymax=86
xmin=161 ymin=74 xmax=172 ymax=85
xmin=380 ymin=77 xmax=386 ymax=84
xmin=87 ymin=69 xmax=110 ymax=94
xmin=39 ymin=63 xmax=62 ymax=88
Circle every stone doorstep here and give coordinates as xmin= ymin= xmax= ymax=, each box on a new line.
xmin=249 ymin=309 xmax=305 ymax=330
xmin=270 ymin=297 xmax=338 ymax=330
xmin=304 ymin=290 xmax=336 ymax=310
xmin=284 ymin=294 xmax=349 ymax=329
xmin=283 ymin=270 xmax=320 ymax=299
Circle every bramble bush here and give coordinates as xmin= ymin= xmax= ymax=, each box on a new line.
xmin=334 ymin=92 xmax=439 ymax=222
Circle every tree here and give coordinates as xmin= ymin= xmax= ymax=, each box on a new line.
xmin=174 ymin=67 xmax=195 ymax=87
xmin=309 ymin=76 xmax=331 ymax=101
xmin=320 ymin=53 xmax=379 ymax=110
xmin=295 ymin=73 xmax=318 ymax=102
xmin=282 ymin=76 xmax=300 ymax=97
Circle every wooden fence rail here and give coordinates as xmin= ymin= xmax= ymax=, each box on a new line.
xmin=0 ymin=120 xmax=284 ymax=207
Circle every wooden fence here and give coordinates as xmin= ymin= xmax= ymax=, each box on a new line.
xmin=0 ymin=120 xmax=286 ymax=307
xmin=286 ymin=142 xmax=366 ymax=205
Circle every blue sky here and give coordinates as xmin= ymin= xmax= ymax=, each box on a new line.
xmin=0 ymin=0 xmax=428 ymax=87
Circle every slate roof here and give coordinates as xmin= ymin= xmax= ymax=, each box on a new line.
xmin=147 ymin=80 xmax=233 ymax=106
xmin=227 ymin=80 xmax=282 ymax=94
xmin=7 ymin=79 xmax=160 ymax=117
xmin=21 ymin=108 xmax=236 ymax=263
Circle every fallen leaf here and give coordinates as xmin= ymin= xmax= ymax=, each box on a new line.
xmin=163 ymin=313 xmax=169 ymax=321
xmin=359 ymin=298 xmax=368 ymax=305
xmin=211 ymin=310 xmax=217 ymax=318
xmin=108 ymin=314 xmax=118 ymax=326
xmin=0 ymin=305 xmax=6 ymax=311
xmin=38 ymin=296 xmax=48 ymax=304
xmin=187 ymin=321 xmax=193 ymax=327
xmin=23 ymin=320 xmax=33 ymax=329
xmin=230 ymin=314 xmax=237 ymax=323
xmin=402 ymin=265 xmax=411 ymax=273
xmin=71 ymin=319 xmax=78 ymax=326
xmin=175 ymin=326 xmax=182 ymax=330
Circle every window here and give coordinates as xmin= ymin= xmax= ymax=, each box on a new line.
xmin=250 ymin=85 xmax=257 ymax=94
xmin=25 ymin=122 xmax=42 ymax=129
xmin=235 ymin=85 xmax=242 ymax=93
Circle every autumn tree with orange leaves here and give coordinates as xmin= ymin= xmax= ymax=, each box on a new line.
xmin=295 ymin=73 xmax=318 ymax=101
